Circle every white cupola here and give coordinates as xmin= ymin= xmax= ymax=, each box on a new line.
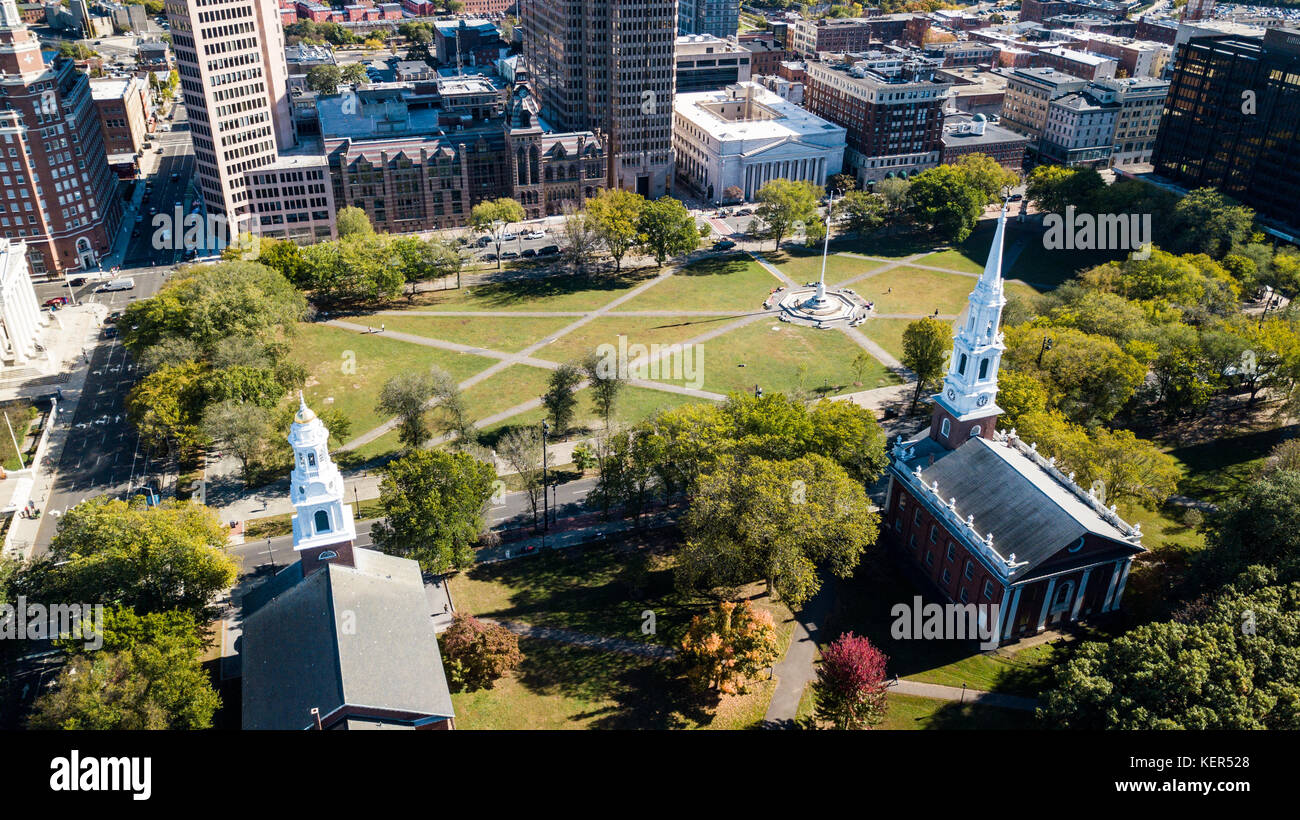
xmin=288 ymin=393 xmax=356 ymax=553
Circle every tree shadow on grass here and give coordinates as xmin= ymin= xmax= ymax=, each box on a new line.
xmin=676 ymin=253 xmax=753 ymax=277
xmin=513 ymin=637 xmax=714 ymax=729
xmin=914 ymin=700 xmax=1039 ymax=730
xmin=460 ymin=269 xmax=657 ymax=308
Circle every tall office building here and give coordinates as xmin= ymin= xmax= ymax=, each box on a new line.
xmin=164 ymin=0 xmax=294 ymax=223
xmin=1152 ymin=29 xmax=1300 ymax=233
xmin=522 ymin=0 xmax=676 ymax=198
xmin=0 ymin=0 xmax=122 ymax=276
xmin=679 ymin=0 xmax=739 ymax=40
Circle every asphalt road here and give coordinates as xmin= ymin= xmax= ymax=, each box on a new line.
xmin=122 ymin=106 xmax=197 ymax=268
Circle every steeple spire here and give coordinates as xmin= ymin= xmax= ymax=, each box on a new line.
xmin=928 ymin=202 xmax=1010 ymax=449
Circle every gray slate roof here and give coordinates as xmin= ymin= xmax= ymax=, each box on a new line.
xmin=913 ymin=436 xmax=1141 ymax=577
xmin=242 ymin=549 xmax=454 ymax=730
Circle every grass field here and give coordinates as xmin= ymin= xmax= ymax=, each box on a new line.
xmin=648 ymin=319 xmax=900 ymax=398
xmin=1166 ymin=425 xmax=1296 ymax=506
xmin=766 ymin=248 xmax=887 ymax=287
xmin=287 ymin=322 xmax=497 ymax=441
xmin=616 ymin=254 xmax=780 ymax=313
xmin=852 ymin=267 xmax=981 ymax=317
xmin=859 ymin=317 xmax=914 ymax=363
xmin=447 ymin=539 xmax=795 ymax=730
xmin=374 ymin=313 xmax=578 ymax=354
xmin=532 ymin=314 xmax=738 ymax=365
xmin=480 ymin=383 xmax=717 ymax=442
xmin=385 ymin=269 xmax=658 ymax=314
xmin=880 ymin=693 xmax=1038 ymax=730
xmin=0 ymin=403 xmax=36 ymax=472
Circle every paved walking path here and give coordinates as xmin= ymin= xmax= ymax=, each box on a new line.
xmin=889 ymin=679 xmax=1039 ymax=712
xmin=763 ymin=578 xmax=835 ymax=726
xmin=485 ymin=618 xmax=676 ymax=660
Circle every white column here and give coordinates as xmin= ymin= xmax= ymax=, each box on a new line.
xmin=1001 ymin=585 xmax=1022 ymax=639
xmin=1100 ymin=559 xmax=1123 ymax=612
xmin=5 ymin=306 xmax=24 ymax=364
xmin=1036 ymin=577 xmax=1057 ymax=632
xmin=1070 ymin=568 xmax=1091 ymax=621
xmin=1111 ymin=560 xmax=1132 ymax=610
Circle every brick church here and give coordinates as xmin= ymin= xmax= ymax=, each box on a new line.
xmin=883 ymin=205 xmax=1145 ymax=642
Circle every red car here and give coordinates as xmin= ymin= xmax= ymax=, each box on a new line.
xmin=43 ymin=297 xmax=69 ymax=308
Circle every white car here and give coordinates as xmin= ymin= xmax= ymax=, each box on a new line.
xmin=525 ymin=230 xmax=547 ymax=240
xmin=500 ymin=232 xmax=517 ymax=241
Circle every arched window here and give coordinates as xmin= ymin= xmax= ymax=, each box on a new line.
xmin=307 ymin=452 xmax=316 ymax=467
xmin=318 ymin=550 xmax=338 ymax=561
xmin=940 ymin=417 xmax=951 ymax=438
xmin=529 ymin=145 xmax=539 ymax=183
xmin=970 ymin=425 xmax=981 ymax=438
xmin=957 ymin=353 xmax=967 ymax=375
xmin=517 ymin=147 xmax=526 ymax=185
xmin=314 ymin=509 xmax=330 ymax=534
xmin=978 ymin=358 xmax=990 ymax=379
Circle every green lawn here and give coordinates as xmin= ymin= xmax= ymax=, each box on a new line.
xmin=647 ymin=319 xmax=898 ymax=398
xmin=765 ymin=248 xmax=886 ymax=287
xmin=1166 ymin=426 xmax=1296 ymax=506
xmin=852 ymin=267 xmax=980 ymax=317
xmin=916 ymin=248 xmax=986 ymax=275
xmin=372 ymin=313 xmax=578 ymax=354
xmin=0 ymin=403 xmax=37 ymax=471
xmin=447 ymin=539 xmax=795 ymax=730
xmin=532 ymin=314 xmax=737 ymax=365
xmin=617 ymin=254 xmax=779 ymax=313
xmin=480 ymin=383 xmax=715 ymax=442
xmin=385 ymin=269 xmax=656 ymax=313
xmin=880 ymin=693 xmax=1038 ymax=730
xmin=288 ymin=322 xmax=496 ymax=442
xmin=859 ymin=317 xmax=913 ymax=363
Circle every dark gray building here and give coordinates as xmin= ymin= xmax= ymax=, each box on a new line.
xmin=678 ymin=0 xmax=739 ymax=39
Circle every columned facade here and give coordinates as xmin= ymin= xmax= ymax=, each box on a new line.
xmin=0 ymin=238 xmax=45 ymax=368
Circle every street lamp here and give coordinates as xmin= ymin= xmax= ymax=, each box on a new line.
xmin=541 ymin=419 xmax=550 ymax=538
xmin=1037 ymin=336 xmax=1054 ymax=368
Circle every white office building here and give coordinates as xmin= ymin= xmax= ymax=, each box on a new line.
xmin=672 ymin=82 xmax=846 ymax=202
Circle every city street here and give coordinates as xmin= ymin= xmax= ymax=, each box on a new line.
xmin=121 ymin=105 xmax=197 ymax=268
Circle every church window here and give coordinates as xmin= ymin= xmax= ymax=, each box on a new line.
xmin=913 ymin=509 xmax=922 ymax=526
xmin=307 ymin=452 xmax=316 ymax=467
xmin=928 ymin=524 xmax=938 ymax=543
xmin=946 ymin=543 xmax=956 ymax=561
xmin=964 ymin=560 xmax=975 ymax=580
xmin=314 ymin=509 xmax=330 ymax=533
xmin=941 ymin=569 xmax=951 ymax=585
xmin=970 ymin=425 xmax=981 ymax=438
xmin=959 ymin=587 xmax=970 ymax=603
xmin=318 ymin=550 xmax=338 ymax=561
xmin=940 ymin=417 xmax=951 ymax=438
xmin=979 ymin=358 xmax=990 ymax=380
xmin=984 ymin=580 xmax=996 ymax=600
xmin=957 ymin=353 xmax=967 ymax=375
xmin=924 ymin=550 xmax=934 ymax=566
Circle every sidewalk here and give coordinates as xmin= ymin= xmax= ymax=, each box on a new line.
xmin=3 ymin=303 xmax=108 ymax=560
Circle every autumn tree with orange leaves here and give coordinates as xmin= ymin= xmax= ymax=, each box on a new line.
xmin=680 ymin=600 xmax=780 ymax=695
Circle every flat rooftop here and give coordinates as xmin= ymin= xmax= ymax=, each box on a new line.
xmin=674 ymin=82 xmax=845 ymax=143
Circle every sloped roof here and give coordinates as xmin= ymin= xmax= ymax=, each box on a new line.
xmin=915 ymin=436 xmax=1140 ymax=577
xmin=241 ymin=548 xmax=454 ymax=730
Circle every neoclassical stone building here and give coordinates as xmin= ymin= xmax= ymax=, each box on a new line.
xmin=0 ymin=239 xmax=47 ymax=377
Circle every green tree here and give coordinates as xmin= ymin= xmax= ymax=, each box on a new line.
xmin=370 ymin=449 xmax=495 ymax=573
xmin=430 ymin=366 xmax=477 ymax=446
xmin=255 ymin=238 xmax=308 ymax=286
xmin=1025 ymin=164 xmax=1104 ymax=214
xmin=636 ymin=196 xmax=700 ymax=267
xmin=1003 ymin=324 xmax=1146 ymax=425
xmin=901 ymin=317 xmax=949 ymax=413
xmin=306 ymin=63 xmax=343 ymax=94
xmin=542 ymin=362 xmax=584 ymax=435
xmin=340 ymin=62 xmax=369 ymax=86
xmin=46 ymin=498 xmax=237 ymax=618
xmin=1165 ymin=187 xmax=1255 ymax=259
xmin=470 ymin=197 xmax=526 ymax=269
xmin=584 ymin=188 xmax=645 ymax=272
xmin=378 ymin=372 xmax=436 ymax=448
xmin=906 ymin=165 xmax=985 ymax=242
xmin=126 ymin=360 xmax=207 ymax=453
xmin=202 ymin=400 xmax=273 ymax=486
xmin=678 ymin=454 xmax=878 ymax=608
xmin=560 ymin=207 xmax=601 ymax=276
xmin=876 ymin=177 xmax=911 ymax=217
xmin=952 ymin=153 xmax=1019 ymax=203
xmin=836 ymin=190 xmax=886 ymax=235
xmin=30 ymin=610 xmax=220 ymax=731
xmin=335 ymin=205 xmax=374 ymax=239
xmin=496 ymin=426 xmax=546 ymax=526
xmin=439 ymin=613 xmax=523 ymax=692
xmin=1195 ymin=471 xmax=1300 ymax=588
xmin=582 ymin=350 xmax=627 ymax=428
xmin=754 ymin=178 xmax=822 ymax=249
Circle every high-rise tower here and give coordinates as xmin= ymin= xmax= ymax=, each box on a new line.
xmin=522 ymin=0 xmax=677 ymax=198
xmin=930 ymin=203 xmax=1008 ymax=449
xmin=164 ymin=0 xmax=294 ymax=221
xmin=0 ymin=0 xmax=123 ymax=276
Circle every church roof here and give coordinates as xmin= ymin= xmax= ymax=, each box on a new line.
xmin=241 ymin=548 xmax=454 ymax=730
xmin=897 ymin=434 xmax=1143 ymax=580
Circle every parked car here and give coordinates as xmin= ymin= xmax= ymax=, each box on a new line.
xmin=170 ymin=172 xmax=180 ymax=181
xmin=524 ymin=230 xmax=546 ymax=240
xmin=101 ymin=326 xmax=119 ymax=339
xmin=500 ymin=232 xmax=517 ymax=241
xmin=43 ymin=297 xmax=69 ymax=308
xmin=713 ymin=239 xmax=737 ymax=250
xmin=105 ymin=311 xmax=123 ymax=323
xmin=501 ymin=250 xmax=520 ymax=260
xmin=538 ymin=245 xmax=560 ymax=256
xmin=1008 ymin=193 xmax=1024 ymax=202
xmin=736 ymin=208 xmax=753 ymax=216
xmin=68 ymin=277 xmax=86 ymax=287
xmin=476 ymin=236 xmax=492 ymax=247
xmin=521 ymin=248 xmax=537 ymax=258
xmin=482 ymin=253 xmax=498 ymax=261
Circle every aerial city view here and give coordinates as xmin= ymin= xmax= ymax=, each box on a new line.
xmin=0 ymin=0 xmax=1295 ymax=794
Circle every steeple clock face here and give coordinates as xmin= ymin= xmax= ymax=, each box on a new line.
xmin=977 ymin=394 xmax=990 ymax=407
xmin=947 ymin=389 xmax=956 ymax=401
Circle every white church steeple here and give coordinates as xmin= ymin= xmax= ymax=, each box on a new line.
xmin=288 ymin=394 xmax=356 ymax=569
xmin=930 ymin=203 xmax=1009 ymax=449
